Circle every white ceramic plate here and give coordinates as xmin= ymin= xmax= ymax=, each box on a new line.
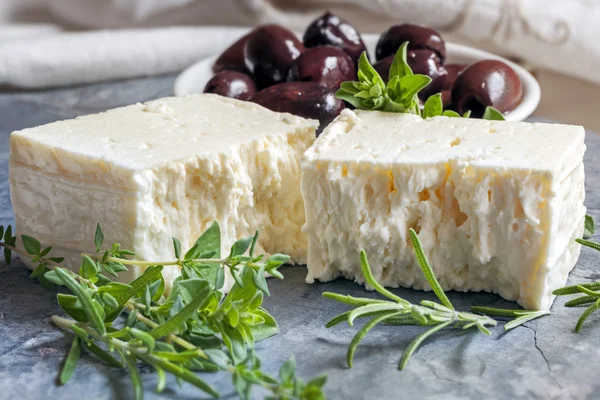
xmin=174 ymin=33 xmax=540 ymax=121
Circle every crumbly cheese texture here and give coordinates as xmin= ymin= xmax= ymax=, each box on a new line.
xmin=301 ymin=110 xmax=586 ymax=310
xmin=10 ymin=94 xmax=318 ymax=288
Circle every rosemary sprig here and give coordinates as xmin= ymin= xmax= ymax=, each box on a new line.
xmin=335 ymin=42 xmax=505 ymax=121
xmin=470 ymin=307 xmax=550 ymax=331
xmin=323 ymin=228 xmax=497 ymax=370
xmin=3 ymin=222 xmax=326 ymax=400
xmin=553 ymin=214 xmax=600 ymax=333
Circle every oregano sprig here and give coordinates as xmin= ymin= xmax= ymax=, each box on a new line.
xmin=323 ymin=228 xmax=497 ymax=370
xmin=336 ymin=42 xmax=505 ymax=121
xmin=2 ymin=222 xmax=325 ymax=400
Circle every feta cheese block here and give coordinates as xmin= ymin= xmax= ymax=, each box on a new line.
xmin=10 ymin=93 xmax=318 ymax=289
xmin=301 ymin=110 xmax=586 ymax=310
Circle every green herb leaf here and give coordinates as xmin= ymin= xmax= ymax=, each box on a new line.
xmin=21 ymin=235 xmax=41 ymax=256
xmin=576 ymin=298 xmax=600 ymax=332
xmin=584 ymin=215 xmax=595 ymax=239
xmin=389 ymin=42 xmax=413 ymax=80
xmin=83 ymin=341 xmax=122 ymax=367
xmin=150 ymin=280 xmax=212 ymax=339
xmin=125 ymin=355 xmax=143 ymax=400
xmin=94 ymin=224 xmax=104 ymax=252
xmin=80 ymin=255 xmax=99 ymax=279
xmin=399 ymin=320 xmax=452 ymax=370
xmin=442 ymin=110 xmax=461 ymax=118
xmin=172 ymin=237 xmax=181 ymax=259
xmin=409 ymin=228 xmax=454 ymax=311
xmin=347 ymin=312 xmax=399 ymax=367
xmin=59 ymin=337 xmax=81 ymax=385
xmin=422 ymin=93 xmax=443 ymax=119
xmin=482 ymin=106 xmax=505 ymax=121
xmin=54 ymin=268 xmax=106 ymax=336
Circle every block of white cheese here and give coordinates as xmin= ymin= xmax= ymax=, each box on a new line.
xmin=301 ymin=110 xmax=586 ymax=310
xmin=10 ymin=94 xmax=318 ymax=288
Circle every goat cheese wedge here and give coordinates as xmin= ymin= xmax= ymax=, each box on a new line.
xmin=10 ymin=94 xmax=318 ymax=288
xmin=301 ymin=110 xmax=586 ymax=310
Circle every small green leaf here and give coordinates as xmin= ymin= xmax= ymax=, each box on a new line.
xmin=359 ymin=251 xmax=408 ymax=305
xmin=44 ymin=270 xmax=64 ymax=286
xmin=398 ymin=74 xmax=432 ymax=102
xmin=230 ymin=236 xmax=253 ymax=258
xmin=347 ymin=313 xmax=398 ymax=368
xmin=101 ymin=293 xmax=119 ymax=309
xmin=156 ymin=367 xmax=166 ymax=393
xmin=279 ymin=354 xmax=296 ymax=383
xmin=130 ymin=328 xmax=156 ymax=351
xmin=442 ymin=110 xmax=461 ymax=118
xmin=125 ymin=355 xmax=143 ymax=400
xmin=79 ymin=256 xmax=98 ymax=279
xmin=94 ymin=224 xmax=104 ymax=252
xmin=249 ymin=309 xmax=279 ymax=342
xmin=249 ymin=230 xmax=259 ymax=257
xmin=55 ymin=268 xmax=106 ymax=336
xmin=204 ymin=349 xmax=231 ymax=369
xmin=389 ymin=42 xmax=413 ymax=80
xmin=57 ymin=294 xmax=88 ymax=322
xmin=575 ymin=299 xmax=600 ymax=333
xmin=482 ymin=106 xmax=505 ymax=121
xmin=172 ymin=237 xmax=181 ymax=259
xmin=399 ymin=321 xmax=452 ymax=370
xmin=59 ymin=337 xmax=81 ymax=385
xmin=150 ymin=280 xmax=212 ymax=339
xmin=422 ymin=93 xmax=443 ymax=119
xmin=462 ymin=110 xmax=472 ymax=118
xmin=4 ymin=248 xmax=11 ymax=265
xmin=252 ymin=267 xmax=270 ymax=296
xmin=584 ymin=215 xmax=595 ymax=239
xmin=21 ymin=235 xmax=41 ymax=255
xmin=4 ymin=225 xmax=12 ymax=242
xmin=83 ymin=341 xmax=122 ymax=367
xmin=409 ymin=229 xmax=454 ymax=311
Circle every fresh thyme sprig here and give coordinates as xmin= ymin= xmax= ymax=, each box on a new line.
xmin=335 ymin=42 xmax=505 ymax=121
xmin=323 ymin=228 xmax=497 ymax=370
xmin=470 ymin=307 xmax=550 ymax=331
xmin=3 ymin=222 xmax=326 ymax=400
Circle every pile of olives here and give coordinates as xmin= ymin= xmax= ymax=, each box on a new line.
xmin=205 ymin=12 xmax=523 ymax=132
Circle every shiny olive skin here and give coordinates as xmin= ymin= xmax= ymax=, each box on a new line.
xmin=452 ymin=60 xmax=523 ymax=118
xmin=373 ymin=50 xmax=447 ymax=100
xmin=249 ymin=82 xmax=345 ymax=134
xmin=376 ymin=24 xmax=446 ymax=62
xmin=203 ymin=71 xmax=256 ymax=100
xmin=443 ymin=63 xmax=468 ymax=91
xmin=213 ymin=32 xmax=252 ymax=74
xmin=244 ymin=25 xmax=305 ymax=89
xmin=287 ymin=46 xmax=356 ymax=90
xmin=303 ymin=11 xmax=368 ymax=63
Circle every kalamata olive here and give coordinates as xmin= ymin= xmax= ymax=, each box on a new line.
xmin=376 ymin=24 xmax=445 ymax=62
xmin=303 ymin=11 xmax=368 ymax=63
xmin=372 ymin=50 xmax=447 ymax=100
xmin=213 ymin=32 xmax=252 ymax=74
xmin=452 ymin=60 xmax=523 ymax=118
xmin=244 ymin=25 xmax=304 ymax=89
xmin=249 ymin=82 xmax=345 ymax=134
xmin=287 ymin=46 xmax=356 ymax=90
xmin=204 ymin=71 xmax=256 ymax=100
xmin=443 ymin=63 xmax=468 ymax=91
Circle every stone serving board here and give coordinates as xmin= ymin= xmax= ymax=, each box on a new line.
xmin=0 ymin=76 xmax=599 ymax=400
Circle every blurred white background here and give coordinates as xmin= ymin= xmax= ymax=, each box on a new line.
xmin=0 ymin=0 xmax=598 ymax=130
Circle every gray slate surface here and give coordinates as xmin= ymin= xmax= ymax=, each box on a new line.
xmin=1 ymin=76 xmax=600 ymax=400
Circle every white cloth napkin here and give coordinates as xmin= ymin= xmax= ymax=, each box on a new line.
xmin=1 ymin=0 xmax=599 ymax=88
